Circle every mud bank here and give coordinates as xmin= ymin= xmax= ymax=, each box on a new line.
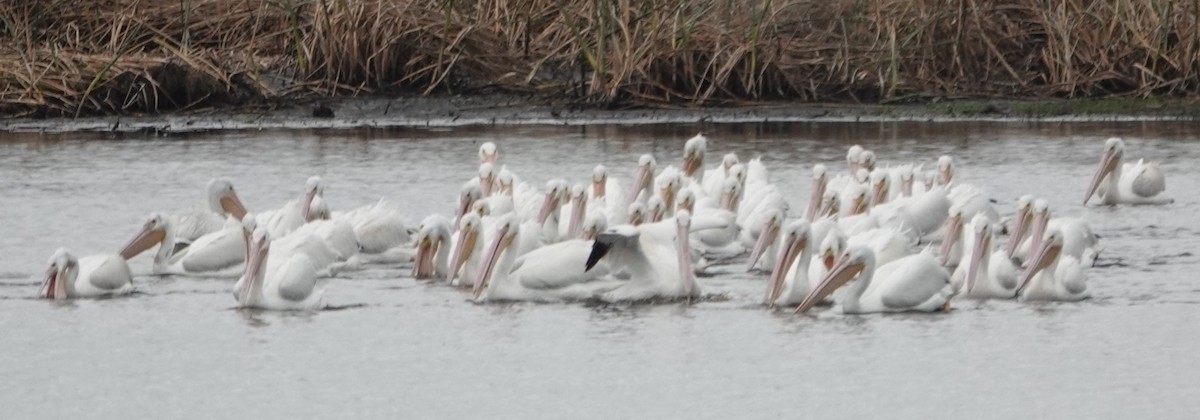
xmin=3 ymin=96 xmax=1200 ymax=134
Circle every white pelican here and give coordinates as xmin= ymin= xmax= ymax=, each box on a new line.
xmin=1017 ymin=229 xmax=1089 ymax=301
xmin=1084 ymin=137 xmax=1172 ymax=205
xmin=655 ymin=166 xmax=683 ymax=218
xmin=259 ymin=175 xmax=324 ymax=239
xmin=478 ymin=162 xmax=498 ymax=197
xmin=454 ymin=180 xmax=484 ymax=228
xmin=447 ymin=213 xmax=487 ymax=287
xmin=472 ymin=214 xmax=620 ymax=302
xmin=950 ymin=215 xmax=1019 ymax=299
xmin=588 ymin=164 xmax=627 ymax=227
xmin=745 ymin=209 xmax=785 ymax=272
xmin=626 ymin=202 xmax=647 ymax=226
xmin=628 ymin=154 xmax=657 ymax=205
xmin=589 ymin=211 xmax=700 ymax=302
xmin=1003 ymin=195 xmax=1035 ymax=258
xmin=121 ymin=212 xmax=247 ymax=275
xmin=413 ymin=215 xmax=453 ymax=280
xmin=681 ymin=134 xmax=707 ymax=180
xmin=479 ymin=142 xmax=498 ymax=164
xmin=172 ymin=178 xmax=249 ymax=246
xmin=795 ymin=246 xmax=954 ymax=314
xmin=563 ymin=184 xmax=589 ymax=239
xmin=39 ymin=248 xmax=134 ymax=300
xmin=1017 ymin=199 xmax=1101 ymax=267
xmin=937 ymin=204 xmax=967 ymax=267
xmin=845 ymin=145 xmax=864 ymax=175
xmin=233 ymin=228 xmax=324 ymax=311
xmin=646 ymin=195 xmax=667 ymax=224
xmin=764 ymin=220 xmax=814 ymax=307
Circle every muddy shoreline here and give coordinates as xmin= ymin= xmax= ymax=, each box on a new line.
xmin=3 ymin=95 xmax=1200 ymax=134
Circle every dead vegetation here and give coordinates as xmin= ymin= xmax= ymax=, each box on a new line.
xmin=2 ymin=0 xmax=1198 ymax=117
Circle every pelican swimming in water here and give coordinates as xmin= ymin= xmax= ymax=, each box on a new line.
xmin=763 ymin=220 xmax=815 ymax=307
xmin=258 ymin=176 xmax=325 ymax=239
xmin=412 ymin=215 xmax=453 ymax=281
xmin=1012 ymin=199 xmax=1100 ymax=267
xmin=950 ymin=215 xmax=1019 ymax=299
xmin=121 ymin=212 xmax=248 ymax=275
xmin=39 ymin=248 xmax=134 ymax=300
xmin=472 ymin=214 xmax=620 ymax=302
xmin=171 ymin=178 xmax=249 ymax=248
xmin=233 ymin=227 xmax=325 ymax=311
xmin=588 ymin=211 xmax=701 ymax=302
xmin=795 ymin=246 xmax=954 ymax=314
xmin=1084 ymin=137 xmax=1172 ymax=205
xmin=447 ymin=213 xmax=487 ymax=287
xmin=681 ymin=134 xmax=707 ymax=180
xmin=1016 ymin=229 xmax=1089 ymax=302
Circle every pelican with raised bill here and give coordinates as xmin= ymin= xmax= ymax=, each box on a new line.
xmin=39 ymin=248 xmax=134 ymax=300
xmin=234 ymin=228 xmax=325 ymax=311
xmin=587 ymin=211 xmax=701 ymax=302
xmin=472 ymin=214 xmax=620 ymax=302
xmin=1084 ymin=137 xmax=1172 ymax=205
xmin=794 ymin=246 xmax=954 ymax=314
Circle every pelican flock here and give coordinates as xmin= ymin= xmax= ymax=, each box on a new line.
xmin=37 ymin=136 xmax=1167 ymax=315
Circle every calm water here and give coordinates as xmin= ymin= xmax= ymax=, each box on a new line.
xmin=2 ymin=122 xmax=1199 ymax=418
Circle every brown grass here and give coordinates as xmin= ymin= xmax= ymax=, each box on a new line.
xmin=2 ymin=0 xmax=1198 ymax=117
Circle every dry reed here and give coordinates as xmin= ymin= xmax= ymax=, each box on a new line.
xmin=2 ymin=0 xmax=1198 ymax=117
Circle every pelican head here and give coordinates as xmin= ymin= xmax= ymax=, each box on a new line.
xmin=497 ymin=168 xmax=515 ymax=196
xmin=676 ymin=188 xmax=696 ymax=214
xmin=479 ymin=142 xmax=498 ymax=164
xmin=721 ymin=153 xmax=740 ymax=172
xmin=797 ymin=245 xmax=874 ymax=314
xmin=474 ymin=214 xmax=522 ymax=298
xmin=456 ymin=181 xmax=483 ymax=227
xmin=448 ymin=213 xmax=483 ymax=285
xmin=805 ymin=164 xmax=829 ymax=222
xmin=765 ymin=220 xmax=811 ymax=306
xmin=728 ymin=163 xmax=747 ymax=186
xmin=237 ymin=227 xmax=272 ymax=305
xmin=656 ymin=168 xmax=682 ymax=211
xmin=647 ymin=196 xmax=667 ymax=223
xmin=628 ymin=154 xmax=657 ymax=203
xmin=938 ymin=204 xmax=965 ymax=266
xmin=817 ymin=229 xmax=847 ymax=272
xmin=858 ymin=150 xmax=877 ymax=172
xmin=592 ymin=164 xmax=608 ymax=198
xmin=1017 ymin=228 xmax=1065 ymax=294
xmin=846 ymin=145 xmax=864 ymax=173
xmin=627 ymin=202 xmax=647 ymax=226
xmin=682 ymin=134 xmax=707 ymax=177
xmin=300 ymin=176 xmax=325 ymax=222
xmin=924 ymin=170 xmax=937 ymax=191
xmin=965 ymin=214 xmax=993 ymax=294
xmin=869 ymin=170 xmax=890 ymax=206
xmin=581 ymin=214 xmax=608 ymax=241
xmin=119 ymin=213 xmax=171 ymax=260
xmin=937 ymin=155 xmax=955 ymax=186
xmin=538 ymin=179 xmax=569 ymax=225
xmin=478 ymin=163 xmax=497 ymax=196
xmin=746 ymin=209 xmax=785 ymax=271
xmin=1084 ymin=137 xmax=1125 ymax=204
xmin=846 ymin=183 xmax=869 ymax=216
xmin=719 ymin=178 xmax=743 ymax=212
xmin=207 ymin=178 xmax=248 ymax=220
xmin=1005 ymin=195 xmax=1036 ymax=257
xmin=413 ymin=216 xmax=451 ymax=280
xmin=567 ymin=184 xmax=589 ymax=238
xmin=40 ymin=248 xmax=78 ymax=300
xmin=819 ymin=190 xmax=841 ymax=219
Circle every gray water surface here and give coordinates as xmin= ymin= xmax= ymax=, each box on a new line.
xmin=2 ymin=122 xmax=1199 ymax=419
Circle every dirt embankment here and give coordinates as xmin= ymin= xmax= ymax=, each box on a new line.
xmin=3 ymin=0 xmax=1200 ymax=120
